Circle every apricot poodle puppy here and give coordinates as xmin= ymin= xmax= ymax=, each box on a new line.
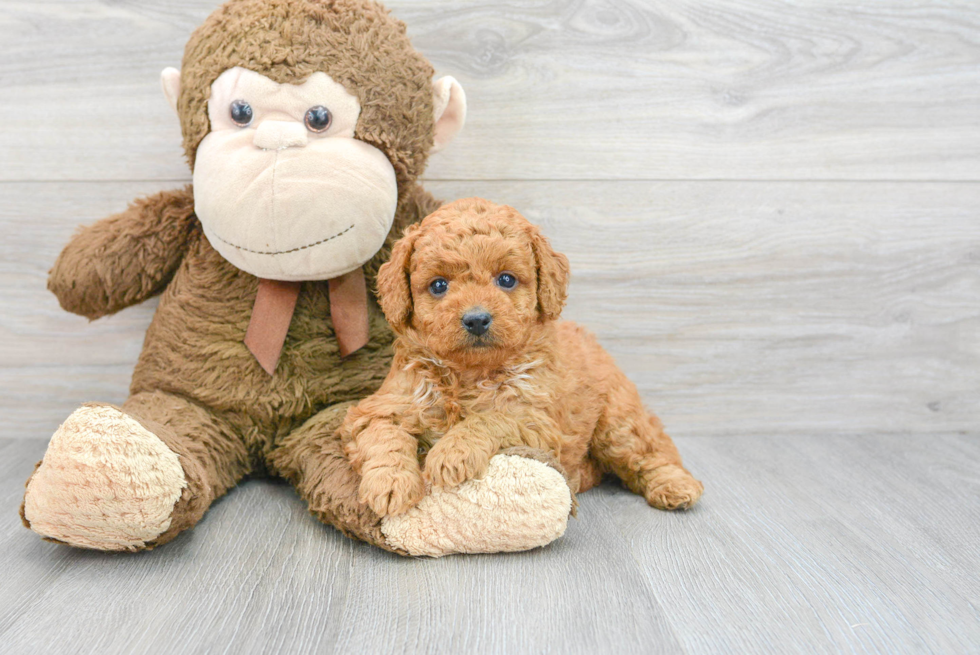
xmin=340 ymin=197 xmax=704 ymax=517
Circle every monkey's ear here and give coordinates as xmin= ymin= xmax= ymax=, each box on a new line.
xmin=377 ymin=225 xmax=421 ymax=331
xmin=531 ymin=227 xmax=570 ymax=322
xmin=431 ymin=76 xmax=466 ymax=153
xmin=160 ymin=67 xmax=181 ymax=116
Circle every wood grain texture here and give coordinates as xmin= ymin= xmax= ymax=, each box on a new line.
xmin=1 ymin=0 xmax=979 ymax=181
xmin=2 ymin=434 xmax=978 ymax=654
xmin=2 ymin=180 xmax=977 ymax=439
xmin=607 ymin=433 xmax=980 ymax=654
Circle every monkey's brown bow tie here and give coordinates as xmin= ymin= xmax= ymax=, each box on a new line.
xmin=244 ymin=269 xmax=369 ymax=375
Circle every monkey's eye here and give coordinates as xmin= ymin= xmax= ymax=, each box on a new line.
xmin=304 ymin=105 xmax=332 ymax=133
xmin=495 ymin=272 xmax=518 ymax=290
xmin=428 ymin=278 xmax=449 ymax=297
xmin=229 ymin=100 xmax=253 ymax=127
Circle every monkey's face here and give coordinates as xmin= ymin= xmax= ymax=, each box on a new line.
xmin=162 ymin=0 xmax=467 ymax=282
xmin=191 ymin=67 xmax=399 ymax=281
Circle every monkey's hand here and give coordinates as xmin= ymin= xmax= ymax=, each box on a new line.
xmin=48 ymin=185 xmax=197 ymax=319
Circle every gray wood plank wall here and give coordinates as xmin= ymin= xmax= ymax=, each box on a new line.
xmin=1 ymin=0 xmax=978 ymax=443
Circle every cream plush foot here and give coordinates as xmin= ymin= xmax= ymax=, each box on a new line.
xmin=21 ymin=404 xmax=187 ymax=551
xmin=380 ymin=454 xmax=573 ymax=557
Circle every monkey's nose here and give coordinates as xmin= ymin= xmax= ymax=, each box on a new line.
xmin=461 ymin=309 xmax=492 ymax=336
xmin=253 ymin=121 xmax=308 ymax=150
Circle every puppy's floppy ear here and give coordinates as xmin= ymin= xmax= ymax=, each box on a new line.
xmin=529 ymin=226 xmax=570 ymax=321
xmin=377 ymin=224 xmax=421 ymax=330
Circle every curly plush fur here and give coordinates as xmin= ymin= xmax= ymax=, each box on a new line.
xmin=23 ymin=0 xmax=569 ymax=554
xmin=341 ymin=198 xmax=704 ymax=516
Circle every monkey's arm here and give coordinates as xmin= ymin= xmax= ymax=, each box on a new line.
xmin=48 ymin=185 xmax=197 ymax=320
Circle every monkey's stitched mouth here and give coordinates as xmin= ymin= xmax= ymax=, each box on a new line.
xmin=211 ymin=224 xmax=355 ymax=256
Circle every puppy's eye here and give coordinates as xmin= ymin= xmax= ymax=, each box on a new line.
xmin=304 ymin=105 xmax=332 ymax=133
xmin=230 ymin=100 xmax=253 ymax=127
xmin=428 ymin=278 xmax=449 ymax=297
xmin=495 ymin=272 xmax=518 ymax=290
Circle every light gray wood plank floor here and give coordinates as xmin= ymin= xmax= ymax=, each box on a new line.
xmin=2 ymin=433 xmax=978 ymax=654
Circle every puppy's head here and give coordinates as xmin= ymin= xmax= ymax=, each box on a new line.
xmin=377 ymin=198 xmax=569 ymax=365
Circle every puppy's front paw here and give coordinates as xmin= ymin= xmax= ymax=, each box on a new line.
xmin=359 ymin=465 xmax=426 ymax=517
xmin=424 ymin=439 xmax=490 ymax=488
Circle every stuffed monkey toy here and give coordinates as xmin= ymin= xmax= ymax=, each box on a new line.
xmin=20 ymin=0 xmax=573 ymax=556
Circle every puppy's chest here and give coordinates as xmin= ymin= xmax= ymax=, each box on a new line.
xmin=410 ymin=373 xmax=543 ymax=452
xmin=411 ymin=392 xmax=490 ymax=453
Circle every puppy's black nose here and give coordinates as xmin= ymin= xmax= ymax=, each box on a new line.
xmin=461 ymin=309 xmax=492 ymax=336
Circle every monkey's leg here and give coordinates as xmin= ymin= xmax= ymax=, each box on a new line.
xmin=269 ymin=403 xmax=392 ymax=548
xmin=21 ymin=391 xmax=250 ymax=551
xmin=591 ymin=374 xmax=704 ymax=510
xmin=270 ymin=405 xmax=573 ymax=557
xmin=384 ymin=446 xmax=576 ymax=557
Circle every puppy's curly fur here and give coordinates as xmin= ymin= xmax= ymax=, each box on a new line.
xmin=340 ymin=198 xmax=703 ymax=517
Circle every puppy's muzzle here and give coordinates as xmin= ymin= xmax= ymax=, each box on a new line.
xmin=461 ymin=308 xmax=492 ymax=337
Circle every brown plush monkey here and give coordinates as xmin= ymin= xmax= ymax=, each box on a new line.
xmin=20 ymin=0 xmax=573 ymax=556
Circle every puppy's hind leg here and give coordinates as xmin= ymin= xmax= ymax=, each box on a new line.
xmin=591 ymin=372 xmax=703 ymax=510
